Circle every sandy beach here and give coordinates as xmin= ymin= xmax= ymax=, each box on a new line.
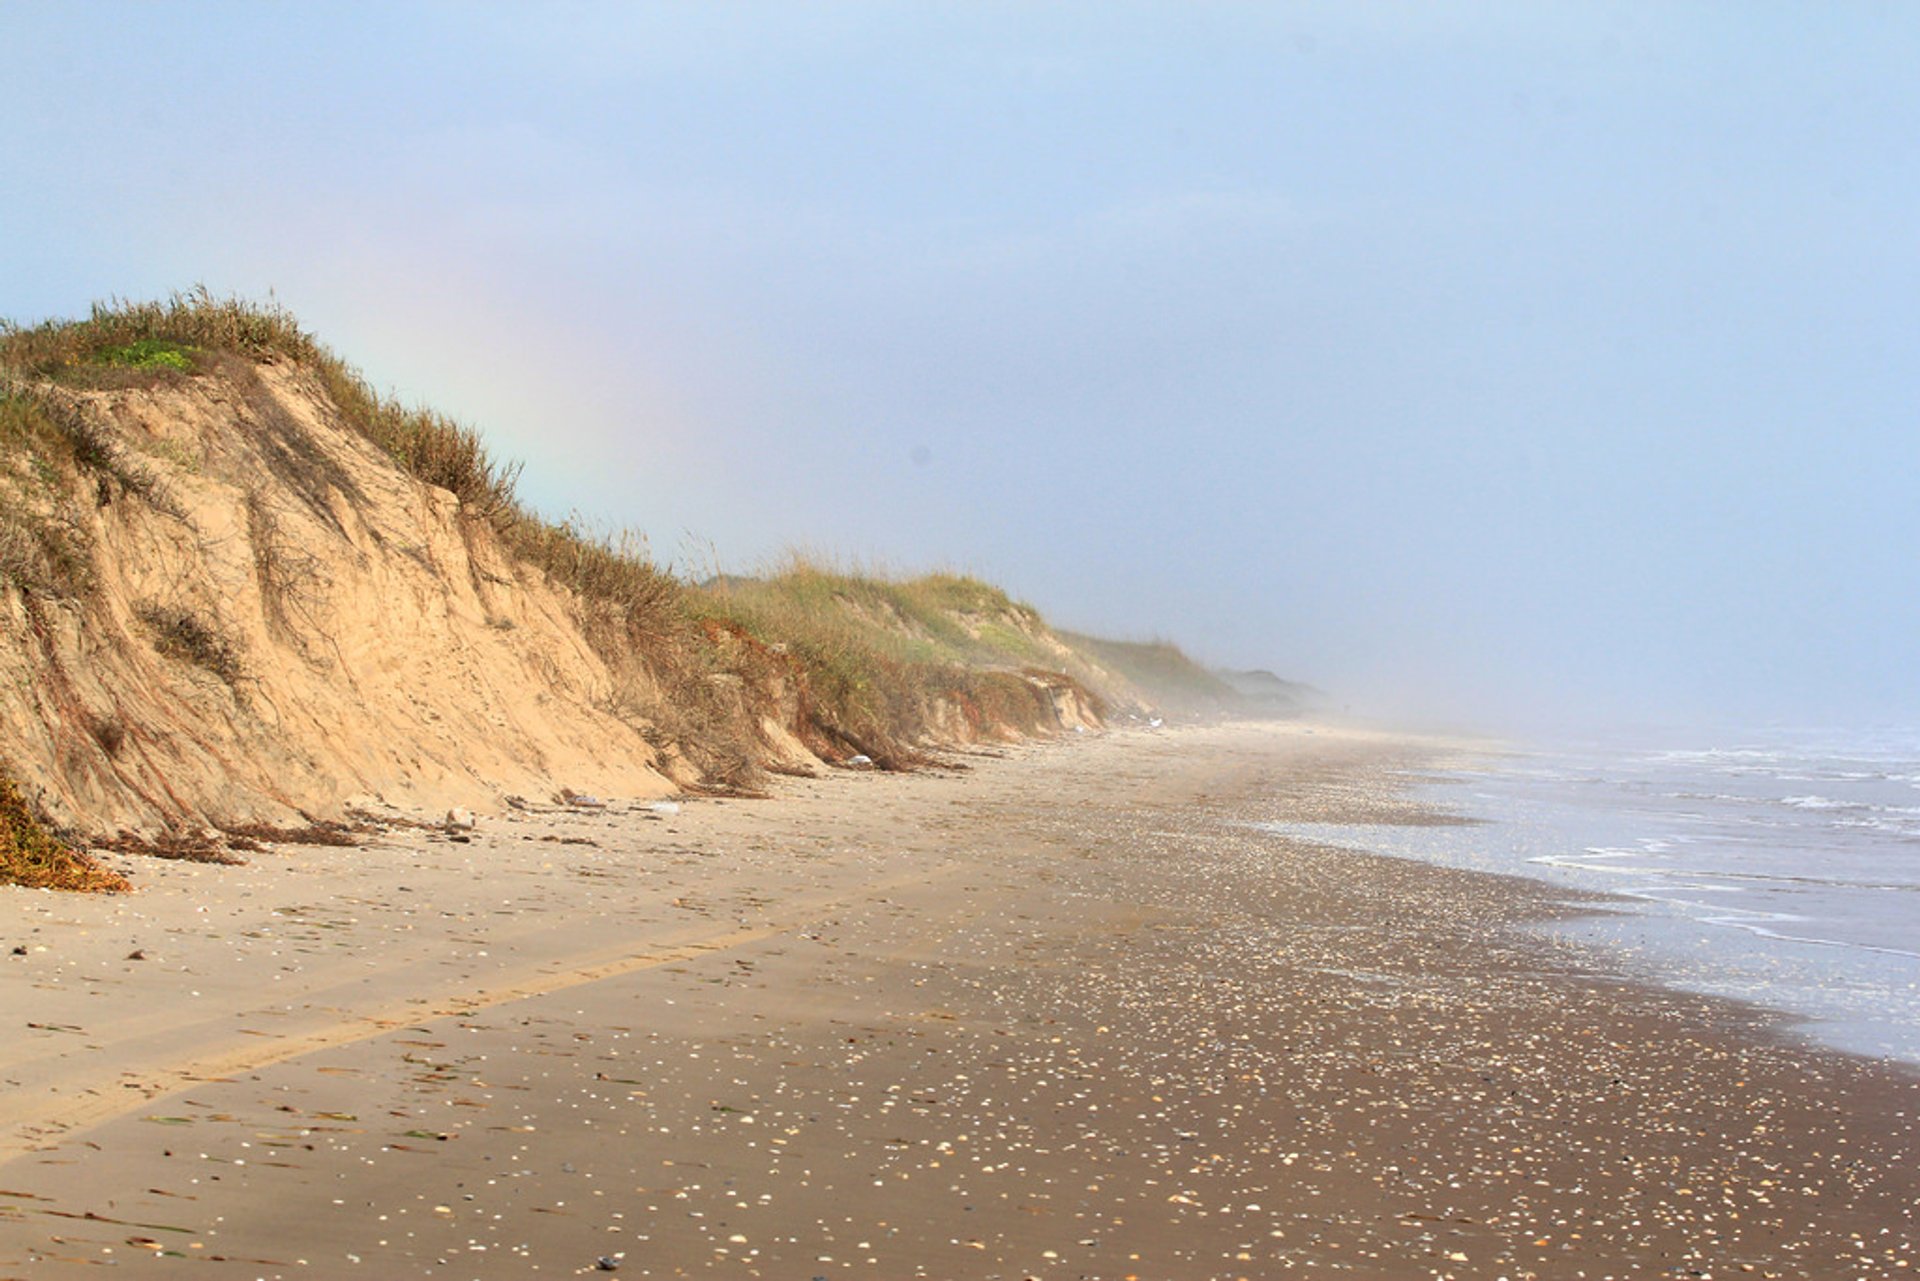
xmin=1 ymin=722 xmax=1916 ymax=1279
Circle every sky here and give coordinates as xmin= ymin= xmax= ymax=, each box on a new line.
xmin=4 ymin=2 xmax=1917 ymax=733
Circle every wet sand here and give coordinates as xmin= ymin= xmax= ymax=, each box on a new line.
xmin=1 ymin=722 xmax=1916 ymax=1279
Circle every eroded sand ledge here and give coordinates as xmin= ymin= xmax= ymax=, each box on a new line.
xmin=1 ymin=722 xmax=1915 ymax=1278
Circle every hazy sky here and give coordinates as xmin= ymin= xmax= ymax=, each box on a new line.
xmin=5 ymin=3 xmax=1916 ymax=731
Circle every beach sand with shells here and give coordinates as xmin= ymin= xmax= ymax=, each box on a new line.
xmin=1 ymin=721 xmax=1916 ymax=1279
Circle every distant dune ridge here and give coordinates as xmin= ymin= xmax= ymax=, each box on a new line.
xmin=0 ymin=293 xmax=1306 ymax=882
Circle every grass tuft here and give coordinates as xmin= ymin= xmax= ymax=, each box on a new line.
xmin=0 ymin=501 xmax=93 ymax=599
xmin=509 ymin=519 xmax=681 ymax=640
xmin=314 ymin=361 xmax=522 ymax=525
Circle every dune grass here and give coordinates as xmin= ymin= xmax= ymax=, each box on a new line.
xmin=0 ymin=288 xmax=320 ymax=376
xmin=507 ymin=518 xmax=683 ymax=643
xmin=136 ymin=601 xmax=246 ymax=685
xmin=1054 ymin=630 xmax=1237 ymax=711
xmin=0 ymin=291 xmax=1250 ymax=895
xmin=695 ymin=557 xmax=1050 ymax=666
xmin=313 ymin=361 xmax=522 ymax=527
xmin=687 ymin=557 xmax=1084 ymax=764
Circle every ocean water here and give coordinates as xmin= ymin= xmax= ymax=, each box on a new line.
xmin=1262 ymin=727 xmax=1920 ymax=1066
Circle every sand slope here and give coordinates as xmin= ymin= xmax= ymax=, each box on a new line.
xmin=2 ymin=362 xmax=691 ymax=832
xmin=0 ymin=357 xmax=1115 ymax=840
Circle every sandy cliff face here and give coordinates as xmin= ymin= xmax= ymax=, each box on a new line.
xmin=0 ymin=354 xmax=1117 ymax=840
xmin=2 ymin=360 xmax=685 ymax=834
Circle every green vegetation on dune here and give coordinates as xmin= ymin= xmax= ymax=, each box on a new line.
xmin=3 ymin=290 xmax=522 ymax=529
xmin=0 ymin=294 xmax=1072 ymax=699
xmin=95 ymin=338 xmax=196 ymax=373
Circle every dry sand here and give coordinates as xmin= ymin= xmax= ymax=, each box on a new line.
xmin=1 ymin=722 xmax=1915 ymax=1279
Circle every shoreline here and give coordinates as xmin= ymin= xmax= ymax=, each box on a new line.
xmin=2 ymin=721 xmax=1915 ymax=1278
xmin=1303 ymin=734 xmax=1920 ymax=1069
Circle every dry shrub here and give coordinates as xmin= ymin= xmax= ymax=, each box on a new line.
xmin=136 ymin=601 xmax=244 ymax=684
xmin=654 ymin=697 xmax=769 ymax=791
xmin=508 ymin=519 xmax=680 ymax=640
xmin=0 ymin=767 xmax=129 ymax=892
xmin=940 ymin=669 xmax=1054 ymax=738
xmin=245 ymin=493 xmax=325 ymax=643
xmin=88 ymin=714 xmax=126 ymax=757
xmin=95 ymin=829 xmax=245 ymax=865
xmin=0 ymin=380 xmax=174 ymax=514
xmin=598 ymin=643 xmax=771 ymax=792
xmin=508 ymin=521 xmax=778 ymax=789
xmin=0 ymin=504 xmax=92 ymax=599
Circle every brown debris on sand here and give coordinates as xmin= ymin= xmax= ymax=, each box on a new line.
xmin=0 ymin=765 xmax=127 ymax=891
